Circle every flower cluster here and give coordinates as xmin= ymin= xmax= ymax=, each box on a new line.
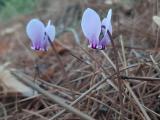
xmin=26 ymin=8 xmax=112 ymax=51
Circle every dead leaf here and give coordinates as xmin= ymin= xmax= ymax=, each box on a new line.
xmin=0 ymin=63 xmax=37 ymax=97
xmin=153 ymin=16 xmax=160 ymax=27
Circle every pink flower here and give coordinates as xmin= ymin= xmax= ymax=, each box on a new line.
xmin=81 ymin=8 xmax=112 ymax=50
xmin=26 ymin=19 xmax=55 ymax=51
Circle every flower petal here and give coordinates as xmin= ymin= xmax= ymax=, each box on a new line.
xmin=102 ymin=9 xmax=112 ymax=34
xmin=26 ymin=19 xmax=45 ymax=49
xmin=45 ymin=20 xmax=56 ymax=42
xmin=98 ymin=33 xmax=110 ymax=49
xmin=81 ymin=8 xmax=101 ymax=46
xmin=99 ymin=9 xmax=112 ymax=48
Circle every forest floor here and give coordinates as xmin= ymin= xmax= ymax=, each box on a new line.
xmin=0 ymin=0 xmax=160 ymax=120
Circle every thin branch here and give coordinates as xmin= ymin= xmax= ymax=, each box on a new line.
xmin=121 ymin=76 xmax=160 ymax=82
xmin=12 ymin=63 xmax=139 ymax=120
xmin=11 ymin=71 xmax=95 ymax=120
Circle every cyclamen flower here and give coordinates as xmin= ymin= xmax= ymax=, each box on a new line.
xmin=26 ymin=19 xmax=55 ymax=51
xmin=81 ymin=8 xmax=112 ymax=50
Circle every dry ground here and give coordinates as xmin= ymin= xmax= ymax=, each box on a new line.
xmin=0 ymin=0 xmax=160 ymax=120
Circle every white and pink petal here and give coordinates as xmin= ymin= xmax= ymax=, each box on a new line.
xmin=81 ymin=8 xmax=101 ymax=46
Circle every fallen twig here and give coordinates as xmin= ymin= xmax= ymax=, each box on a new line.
xmin=11 ymin=71 xmax=95 ymax=120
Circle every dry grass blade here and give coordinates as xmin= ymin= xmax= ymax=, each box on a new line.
xmin=120 ymin=37 xmax=151 ymax=120
xmin=121 ymin=76 xmax=160 ymax=82
xmin=11 ymin=71 xmax=95 ymax=120
xmin=22 ymin=109 xmax=48 ymax=120
xmin=106 ymin=31 xmax=151 ymax=120
xmin=49 ymin=77 xmax=107 ymax=120
xmin=0 ymin=103 xmax=7 ymax=120
xmin=107 ymin=30 xmax=124 ymax=119
xmin=1 ymin=1 xmax=160 ymax=119
xmin=124 ymin=83 xmax=151 ymax=120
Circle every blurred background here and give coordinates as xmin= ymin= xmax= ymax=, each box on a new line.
xmin=0 ymin=0 xmax=159 ymax=58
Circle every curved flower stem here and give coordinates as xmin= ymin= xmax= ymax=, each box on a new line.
xmin=107 ymin=30 xmax=124 ymax=119
xmin=47 ymin=37 xmax=68 ymax=82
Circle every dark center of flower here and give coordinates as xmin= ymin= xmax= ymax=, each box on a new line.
xmin=99 ymin=25 xmax=106 ymax=40
xmin=35 ymin=47 xmax=40 ymax=50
